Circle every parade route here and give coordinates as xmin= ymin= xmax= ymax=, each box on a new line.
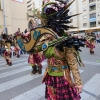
xmin=0 ymin=43 xmax=100 ymax=100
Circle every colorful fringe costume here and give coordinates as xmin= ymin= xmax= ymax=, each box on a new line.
xmin=1 ymin=34 xmax=12 ymax=66
xmin=13 ymin=39 xmax=20 ymax=58
xmin=28 ymin=52 xmax=45 ymax=74
xmin=85 ymin=36 xmax=95 ymax=54
xmin=42 ymin=47 xmax=82 ymax=100
xmin=16 ymin=0 xmax=85 ymax=99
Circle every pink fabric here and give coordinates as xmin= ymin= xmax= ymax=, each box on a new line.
xmin=44 ymin=74 xmax=81 ymax=100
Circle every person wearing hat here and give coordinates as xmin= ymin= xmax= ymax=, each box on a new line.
xmin=16 ymin=0 xmax=85 ymax=99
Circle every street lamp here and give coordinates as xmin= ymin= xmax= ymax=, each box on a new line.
xmin=2 ymin=0 xmax=6 ymax=34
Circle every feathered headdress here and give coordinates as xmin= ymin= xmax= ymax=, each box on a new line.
xmin=34 ymin=0 xmax=79 ymax=36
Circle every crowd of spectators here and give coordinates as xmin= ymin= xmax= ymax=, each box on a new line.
xmin=0 ymin=29 xmax=28 ymax=57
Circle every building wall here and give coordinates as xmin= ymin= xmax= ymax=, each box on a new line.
xmin=10 ymin=0 xmax=28 ymax=33
xmin=0 ymin=0 xmax=28 ymax=34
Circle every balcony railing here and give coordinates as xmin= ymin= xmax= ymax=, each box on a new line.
xmin=90 ymin=24 xmax=96 ymax=27
xmin=89 ymin=8 xmax=96 ymax=11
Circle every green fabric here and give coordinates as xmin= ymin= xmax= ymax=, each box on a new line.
xmin=44 ymin=46 xmax=65 ymax=76
xmin=44 ymin=46 xmax=54 ymax=58
xmin=36 ymin=45 xmax=65 ymax=76
xmin=48 ymin=69 xmax=64 ymax=76
xmin=44 ymin=46 xmax=65 ymax=60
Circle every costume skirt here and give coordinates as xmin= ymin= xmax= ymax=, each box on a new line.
xmin=3 ymin=50 xmax=11 ymax=56
xmin=88 ymin=44 xmax=95 ymax=49
xmin=14 ymin=47 xmax=19 ymax=52
xmin=28 ymin=53 xmax=44 ymax=65
xmin=85 ymin=41 xmax=95 ymax=49
xmin=44 ymin=74 xmax=81 ymax=100
xmin=33 ymin=53 xmax=43 ymax=63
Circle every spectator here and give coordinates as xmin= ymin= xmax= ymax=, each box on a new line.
xmin=1 ymin=45 xmax=5 ymax=56
xmin=96 ymin=34 xmax=99 ymax=43
xmin=24 ymin=29 xmax=28 ymax=34
xmin=0 ymin=44 xmax=2 ymax=56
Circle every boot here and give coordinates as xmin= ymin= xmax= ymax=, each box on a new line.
xmin=17 ymin=54 xmax=20 ymax=58
xmin=31 ymin=65 xmax=37 ymax=74
xmin=92 ymin=51 xmax=94 ymax=54
xmin=90 ymin=50 xmax=92 ymax=54
xmin=6 ymin=59 xmax=9 ymax=65
xmin=8 ymin=62 xmax=12 ymax=66
xmin=10 ymin=54 xmax=12 ymax=58
xmin=37 ymin=64 xmax=42 ymax=74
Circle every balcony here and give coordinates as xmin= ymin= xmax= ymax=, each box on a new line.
xmin=90 ymin=21 xmax=96 ymax=27
xmin=27 ymin=1 xmax=32 ymax=7
xmin=27 ymin=5 xmax=33 ymax=11
xmin=89 ymin=4 xmax=96 ymax=11
xmin=27 ymin=0 xmax=32 ymax=3
xmin=90 ymin=18 xmax=96 ymax=22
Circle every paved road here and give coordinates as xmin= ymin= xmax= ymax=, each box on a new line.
xmin=0 ymin=43 xmax=100 ymax=100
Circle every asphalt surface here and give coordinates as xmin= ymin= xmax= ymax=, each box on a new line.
xmin=0 ymin=43 xmax=100 ymax=100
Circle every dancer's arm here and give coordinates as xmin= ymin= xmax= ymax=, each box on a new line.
xmin=65 ymin=47 xmax=83 ymax=93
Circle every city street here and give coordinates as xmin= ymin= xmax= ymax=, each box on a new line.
xmin=0 ymin=43 xmax=100 ymax=100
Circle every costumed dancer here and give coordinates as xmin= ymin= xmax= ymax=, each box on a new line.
xmin=21 ymin=31 xmax=30 ymax=43
xmin=2 ymin=34 xmax=12 ymax=66
xmin=14 ymin=43 xmax=20 ymax=58
xmin=13 ymin=32 xmax=21 ymax=58
xmin=28 ymin=52 xmax=43 ymax=74
xmin=28 ymin=53 xmax=37 ymax=74
xmin=28 ymin=38 xmax=46 ymax=75
xmin=16 ymin=0 xmax=86 ymax=99
xmin=85 ymin=36 xmax=95 ymax=54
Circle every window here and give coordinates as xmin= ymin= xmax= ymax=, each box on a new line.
xmin=89 ymin=0 xmax=96 ymax=3
xmin=82 ymin=0 xmax=86 ymax=2
xmin=83 ymin=8 xmax=86 ymax=11
xmin=89 ymin=4 xmax=96 ymax=11
xmin=98 ymin=12 xmax=100 ymax=16
xmin=90 ymin=21 xmax=96 ymax=27
xmin=90 ymin=13 xmax=96 ymax=18
xmin=97 ymin=3 xmax=100 ymax=8
xmin=98 ymin=21 xmax=100 ymax=25
xmin=83 ymin=23 xmax=87 ymax=27
xmin=83 ymin=15 xmax=87 ymax=19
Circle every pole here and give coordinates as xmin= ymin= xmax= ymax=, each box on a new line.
xmin=2 ymin=0 xmax=6 ymax=34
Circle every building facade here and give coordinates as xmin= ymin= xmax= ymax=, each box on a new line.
xmin=68 ymin=0 xmax=100 ymax=32
xmin=0 ymin=0 xmax=28 ymax=34
xmin=27 ymin=0 xmax=42 ymax=28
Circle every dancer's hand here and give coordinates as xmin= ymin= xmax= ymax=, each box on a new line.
xmin=74 ymin=86 xmax=83 ymax=94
